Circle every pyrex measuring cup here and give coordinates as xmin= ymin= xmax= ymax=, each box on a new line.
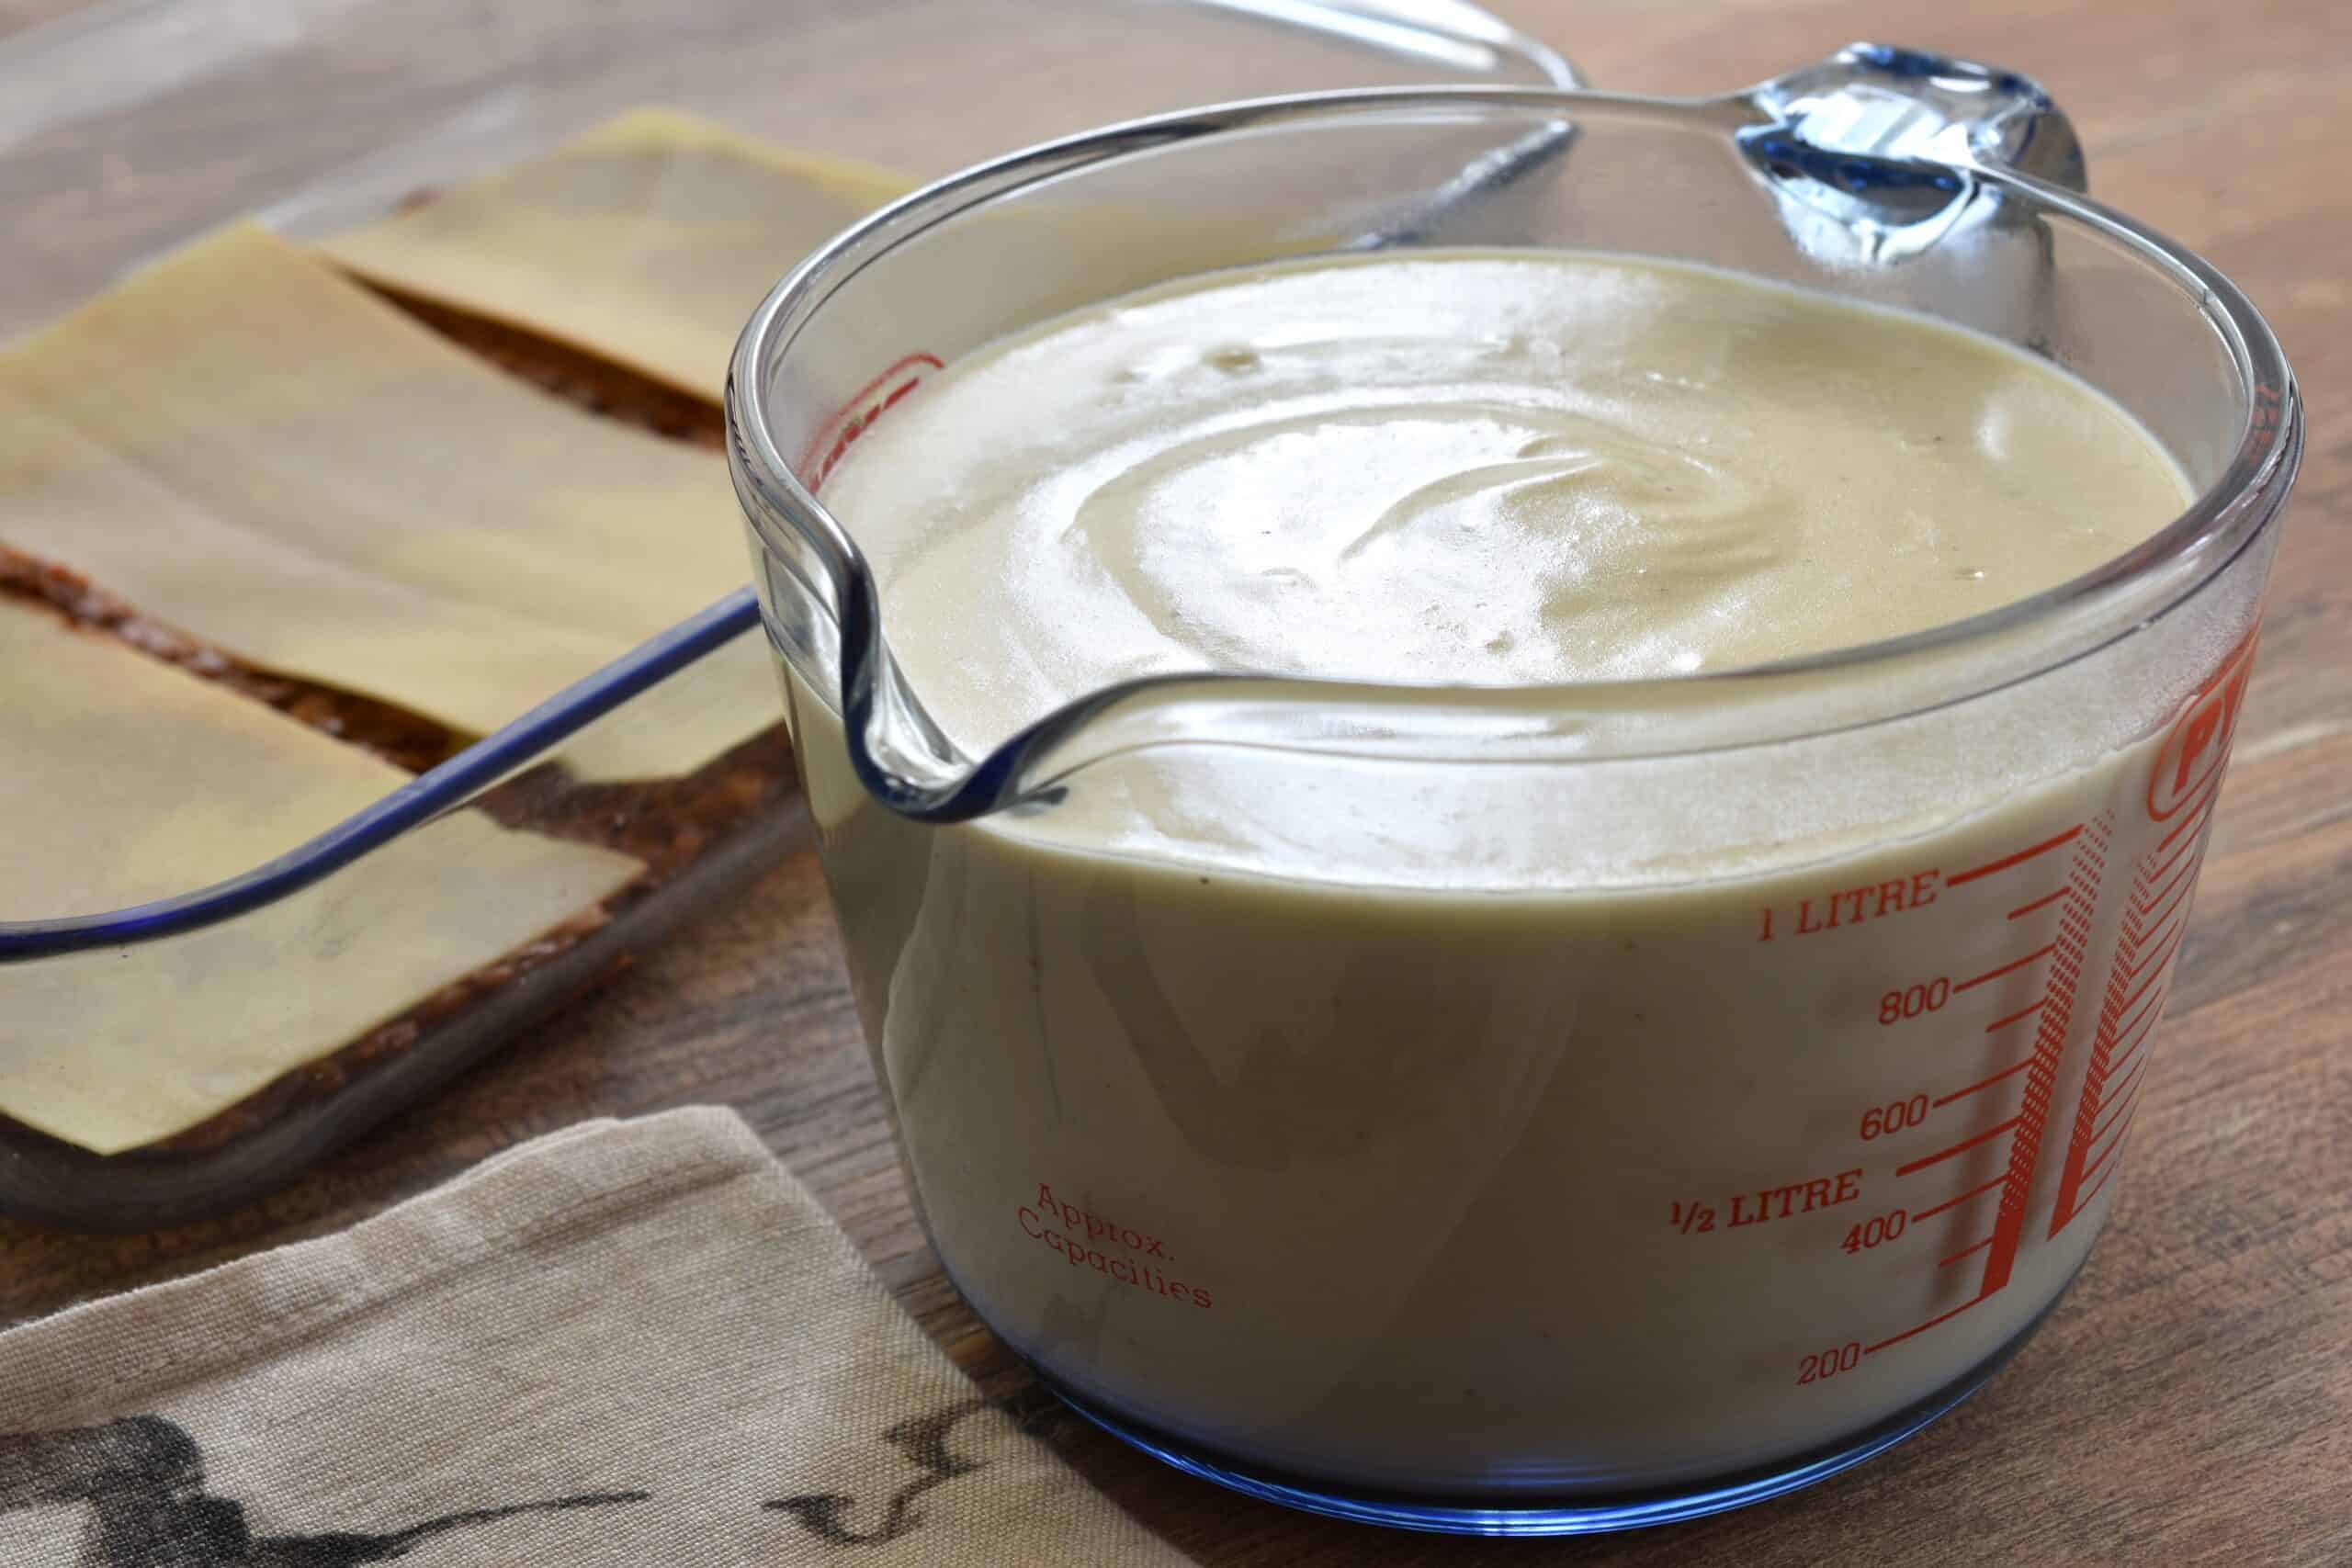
xmin=727 ymin=46 xmax=2301 ymax=1535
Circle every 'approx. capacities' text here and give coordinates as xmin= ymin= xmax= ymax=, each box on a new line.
xmin=1018 ymin=1183 xmax=1213 ymax=1308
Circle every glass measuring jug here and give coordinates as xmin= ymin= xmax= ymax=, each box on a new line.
xmin=726 ymin=45 xmax=2301 ymax=1535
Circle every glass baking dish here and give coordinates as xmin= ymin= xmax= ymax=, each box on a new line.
xmin=0 ymin=0 xmax=1572 ymax=1230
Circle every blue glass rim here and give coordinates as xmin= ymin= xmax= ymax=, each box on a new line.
xmin=0 ymin=589 xmax=763 ymax=961
xmin=1037 ymin=1280 xmax=2071 ymax=1536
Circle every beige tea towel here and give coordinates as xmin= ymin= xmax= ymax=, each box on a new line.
xmin=0 ymin=1108 xmax=1195 ymax=1565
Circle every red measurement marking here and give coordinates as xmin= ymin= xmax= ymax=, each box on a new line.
xmin=1939 ymin=1235 xmax=1995 ymax=1268
xmin=2112 ymin=983 xmax=2165 ymax=1058
xmin=1860 ymin=786 xmax=2192 ymax=1359
xmin=1976 ymin=815 xmax=2105 ymax=1295
xmin=2136 ymin=855 xmax=2204 ymax=933
xmin=2078 ymin=1107 xmax=2136 ymax=1185
xmin=1865 ymin=1292 xmax=1986 ymax=1354
xmin=1896 ymin=1115 xmax=2022 ymax=1178
xmin=2104 ymin=1006 xmax=2159 ymax=1083
xmin=1947 ymin=825 xmax=2084 ymax=886
xmin=1983 ymin=998 xmax=2047 ymax=1033
xmin=797 ymin=351 xmax=946 ymax=489
xmin=2138 ymin=829 xmax=2203 ymax=896
xmin=2090 ymin=1061 xmax=2148 ymax=1145
xmin=2146 ymin=626 xmax=2258 ymax=820
xmin=2051 ymin=639 xmax=2248 ymax=1250
xmin=1934 ymin=1057 xmax=2033 ymax=1107
xmin=2008 ymin=886 xmax=2070 ymax=920
xmin=2154 ymin=781 xmax=2222 ymax=853
xmin=2144 ymin=846 xmax=2211 ymax=921
xmin=1911 ymin=1173 xmax=2007 ymax=1222
xmin=2118 ymin=918 xmax=2186 ymax=987
xmin=2113 ymin=929 xmax=2184 ymax=1017
xmin=1955 ymin=943 xmax=2057 ymax=994
xmin=2047 ymin=817 xmax=2170 ymax=1238
xmin=2251 ymin=388 xmax=2285 ymax=441
xmin=2072 ymin=1145 xmax=2124 ymax=1213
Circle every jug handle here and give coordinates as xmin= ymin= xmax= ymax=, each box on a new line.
xmin=1733 ymin=43 xmax=2087 ymax=263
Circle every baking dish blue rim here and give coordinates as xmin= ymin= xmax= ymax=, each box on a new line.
xmin=0 ymin=588 xmax=763 ymax=961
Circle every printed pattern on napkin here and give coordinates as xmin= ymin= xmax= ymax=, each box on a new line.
xmin=0 ymin=1109 xmax=1194 ymax=1565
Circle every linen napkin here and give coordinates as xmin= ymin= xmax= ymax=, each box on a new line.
xmin=0 ymin=1108 xmax=1195 ymax=1565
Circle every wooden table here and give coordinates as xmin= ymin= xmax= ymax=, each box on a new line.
xmin=4 ymin=0 xmax=2346 ymax=1561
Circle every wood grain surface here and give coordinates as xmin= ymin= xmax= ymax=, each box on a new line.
xmin=3 ymin=0 xmax=2347 ymax=1562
